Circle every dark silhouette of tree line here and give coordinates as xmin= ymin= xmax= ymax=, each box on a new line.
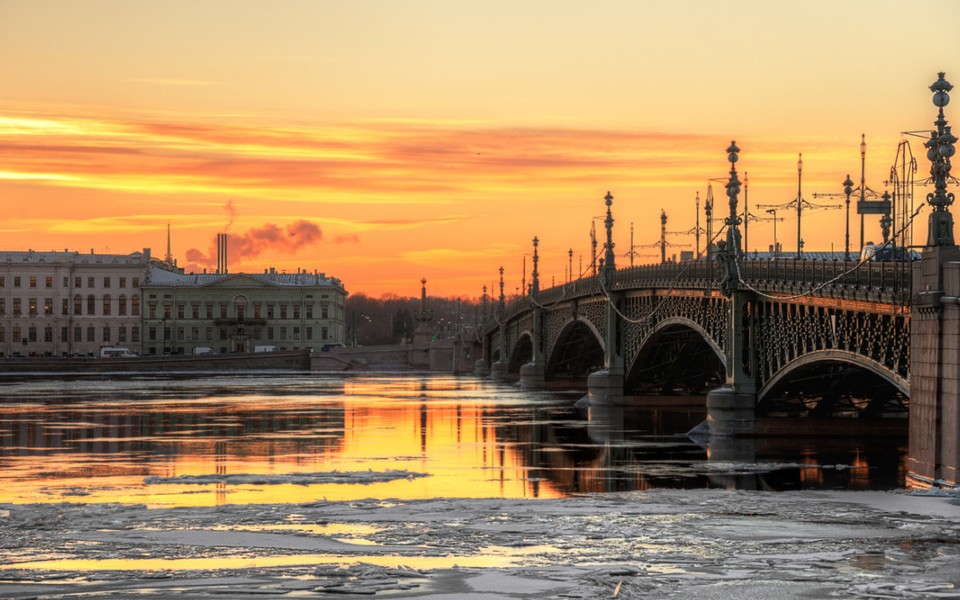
xmin=344 ymin=293 xmax=483 ymax=346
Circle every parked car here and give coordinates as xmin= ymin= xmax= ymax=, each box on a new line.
xmin=100 ymin=347 xmax=138 ymax=358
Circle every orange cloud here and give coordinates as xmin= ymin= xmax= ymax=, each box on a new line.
xmin=0 ymin=106 xmax=909 ymax=296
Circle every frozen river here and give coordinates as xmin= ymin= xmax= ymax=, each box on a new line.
xmin=0 ymin=373 xmax=956 ymax=598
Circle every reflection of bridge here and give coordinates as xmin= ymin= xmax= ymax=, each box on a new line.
xmin=476 ymin=73 xmax=960 ymax=490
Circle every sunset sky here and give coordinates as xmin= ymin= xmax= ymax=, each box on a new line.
xmin=1 ymin=1 xmax=956 ymax=297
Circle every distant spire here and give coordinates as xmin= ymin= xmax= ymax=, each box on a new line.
xmin=165 ymin=222 xmax=173 ymax=265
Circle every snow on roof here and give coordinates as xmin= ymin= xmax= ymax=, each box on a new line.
xmin=147 ymin=267 xmax=345 ymax=290
xmin=0 ymin=250 xmax=148 ymax=265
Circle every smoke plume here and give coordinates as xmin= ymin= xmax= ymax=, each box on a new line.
xmin=224 ymin=199 xmax=237 ymax=232
xmin=184 ymin=220 xmax=324 ymax=271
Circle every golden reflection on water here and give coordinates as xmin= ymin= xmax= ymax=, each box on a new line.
xmin=0 ymin=374 xmax=909 ymax=508
xmin=0 ymin=376 xmax=565 ymax=506
xmin=2 ymin=548 xmax=562 ymax=572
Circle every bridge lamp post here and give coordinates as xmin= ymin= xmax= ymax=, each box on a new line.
xmin=925 ymin=72 xmax=957 ymax=247
xmin=568 ymin=248 xmax=573 ymax=283
xmin=724 ymin=141 xmax=743 ymax=256
xmin=497 ymin=267 xmax=505 ymax=315
xmin=531 ymin=237 xmax=540 ymax=295
xmin=843 ymin=175 xmax=854 ymax=260
xmin=796 ymin=154 xmax=804 ymax=259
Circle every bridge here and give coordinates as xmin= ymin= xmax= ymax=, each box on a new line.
xmin=476 ymin=73 xmax=960 ymax=490
xmin=483 ymin=258 xmax=910 ymax=413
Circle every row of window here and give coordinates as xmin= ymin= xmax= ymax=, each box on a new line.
xmin=0 ymin=275 xmax=140 ymax=289
xmin=147 ymin=325 xmax=331 ymax=343
xmin=147 ymin=302 xmax=332 ymax=320
xmin=0 ymin=295 xmax=140 ymax=317
xmin=0 ymin=324 xmax=140 ymax=344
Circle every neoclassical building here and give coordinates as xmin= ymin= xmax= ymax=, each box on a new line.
xmin=141 ymin=267 xmax=347 ymax=355
xmin=0 ymin=250 xmax=150 ymax=357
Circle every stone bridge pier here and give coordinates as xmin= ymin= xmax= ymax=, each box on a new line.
xmin=909 ymin=244 xmax=960 ymax=487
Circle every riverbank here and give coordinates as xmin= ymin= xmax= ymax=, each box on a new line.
xmin=0 ymin=349 xmax=311 ymax=374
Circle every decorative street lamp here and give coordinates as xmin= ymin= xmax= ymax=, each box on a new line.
xmin=705 ymin=187 xmax=714 ymax=258
xmin=602 ymin=192 xmax=616 ymax=279
xmin=796 ymin=154 xmax=803 ymax=258
xmin=717 ymin=141 xmax=744 ymax=297
xmin=481 ymin=285 xmax=487 ymax=325
xmin=568 ymin=248 xmax=573 ymax=283
xmin=842 ymin=174 xmax=854 ymax=260
xmin=497 ymin=267 xmax=505 ymax=317
xmin=924 ymin=72 xmax=957 ymax=247
xmin=531 ymin=237 xmax=540 ymax=295
xmin=725 ymin=141 xmax=743 ymax=256
xmin=660 ymin=210 xmax=668 ymax=264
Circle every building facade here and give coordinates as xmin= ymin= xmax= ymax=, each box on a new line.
xmin=141 ymin=268 xmax=347 ymax=355
xmin=0 ymin=250 xmax=150 ymax=357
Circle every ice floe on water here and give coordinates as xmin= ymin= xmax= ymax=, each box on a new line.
xmin=144 ymin=470 xmax=430 ymax=486
xmin=0 ymin=489 xmax=957 ymax=599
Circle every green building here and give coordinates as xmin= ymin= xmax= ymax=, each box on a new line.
xmin=142 ymin=267 xmax=347 ymax=355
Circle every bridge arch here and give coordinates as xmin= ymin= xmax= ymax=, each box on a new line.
xmin=545 ymin=317 xmax=604 ymax=381
xmin=625 ymin=317 xmax=726 ymax=395
xmin=508 ymin=331 xmax=533 ymax=373
xmin=759 ymin=350 xmax=909 ymax=417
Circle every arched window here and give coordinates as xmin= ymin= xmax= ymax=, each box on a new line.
xmin=118 ymin=295 xmax=127 ymax=316
xmin=87 ymin=295 xmax=96 ymax=315
xmin=74 ymin=295 xmax=83 ymax=315
xmin=102 ymin=295 xmax=112 ymax=316
xmin=131 ymin=295 xmax=140 ymax=317
xmin=233 ymin=295 xmax=249 ymax=321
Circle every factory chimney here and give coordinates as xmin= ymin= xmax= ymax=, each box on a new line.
xmin=216 ymin=233 xmax=228 ymax=274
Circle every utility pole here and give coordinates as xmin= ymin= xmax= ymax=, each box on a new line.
xmin=758 ymin=154 xmax=840 ymax=258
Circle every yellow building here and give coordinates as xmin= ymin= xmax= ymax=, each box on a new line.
xmin=141 ymin=267 xmax=347 ymax=355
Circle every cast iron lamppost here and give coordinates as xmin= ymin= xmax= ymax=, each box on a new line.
xmin=725 ymin=142 xmax=743 ymax=256
xmin=843 ymin=174 xmax=854 ymax=260
xmin=795 ymin=154 xmax=804 ymax=257
xmin=660 ymin=210 xmax=668 ymax=264
xmin=716 ymin=141 xmax=743 ymax=298
xmin=925 ymin=72 xmax=957 ymax=247
xmin=532 ymin=237 xmax=540 ymax=295
xmin=599 ymin=192 xmax=616 ymax=287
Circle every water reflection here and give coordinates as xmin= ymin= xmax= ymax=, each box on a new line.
xmin=0 ymin=374 xmax=907 ymax=506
